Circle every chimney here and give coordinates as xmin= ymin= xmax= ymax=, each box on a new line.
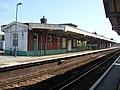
xmin=40 ymin=16 xmax=47 ymax=24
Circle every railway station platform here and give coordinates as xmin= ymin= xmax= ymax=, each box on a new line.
xmin=0 ymin=48 xmax=118 ymax=68
xmin=90 ymin=55 xmax=120 ymax=90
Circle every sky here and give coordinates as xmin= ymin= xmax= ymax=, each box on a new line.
xmin=0 ymin=0 xmax=120 ymax=43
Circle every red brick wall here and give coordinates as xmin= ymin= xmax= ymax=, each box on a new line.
xmin=52 ymin=36 xmax=57 ymax=49
xmin=28 ymin=31 xmax=63 ymax=51
xmin=46 ymin=35 xmax=62 ymax=50
xmin=28 ymin=31 xmax=34 ymax=50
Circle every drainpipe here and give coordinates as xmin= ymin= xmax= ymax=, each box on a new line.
xmin=40 ymin=33 xmax=42 ymax=55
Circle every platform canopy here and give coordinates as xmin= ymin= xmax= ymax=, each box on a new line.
xmin=1 ymin=21 xmax=115 ymax=42
xmin=28 ymin=22 xmax=114 ymax=42
xmin=103 ymin=0 xmax=120 ymax=35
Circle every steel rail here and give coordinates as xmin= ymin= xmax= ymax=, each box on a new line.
xmin=89 ymin=55 xmax=120 ymax=90
xmin=48 ymin=51 xmax=120 ymax=90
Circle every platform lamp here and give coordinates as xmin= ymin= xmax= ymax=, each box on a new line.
xmin=14 ymin=2 xmax=22 ymax=57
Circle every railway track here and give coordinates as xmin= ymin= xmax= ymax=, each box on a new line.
xmin=49 ymin=51 xmax=120 ymax=90
xmin=0 ymin=49 xmax=119 ymax=90
xmin=59 ymin=52 xmax=120 ymax=90
xmin=19 ymin=50 xmax=120 ymax=90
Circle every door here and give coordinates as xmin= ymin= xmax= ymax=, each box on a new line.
xmin=68 ymin=40 xmax=72 ymax=51
xmin=34 ymin=34 xmax=38 ymax=55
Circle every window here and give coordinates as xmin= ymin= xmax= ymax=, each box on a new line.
xmin=2 ymin=35 xmax=4 ymax=40
xmin=48 ymin=35 xmax=52 ymax=49
xmin=77 ymin=40 xmax=82 ymax=46
xmin=13 ymin=34 xmax=18 ymax=46
xmin=77 ymin=40 xmax=79 ymax=46
xmin=13 ymin=34 xmax=18 ymax=38
xmin=57 ymin=36 xmax=60 ymax=42
xmin=0 ymin=35 xmax=2 ymax=41
xmin=48 ymin=35 xmax=52 ymax=42
xmin=62 ymin=38 xmax=66 ymax=48
xmin=82 ymin=41 xmax=87 ymax=47
xmin=34 ymin=34 xmax=37 ymax=39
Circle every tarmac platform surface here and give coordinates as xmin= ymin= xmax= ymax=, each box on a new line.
xmin=0 ymin=48 xmax=116 ymax=68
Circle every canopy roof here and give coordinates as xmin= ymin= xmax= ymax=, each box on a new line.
xmin=103 ymin=0 xmax=120 ymax=35
xmin=1 ymin=21 xmax=115 ymax=42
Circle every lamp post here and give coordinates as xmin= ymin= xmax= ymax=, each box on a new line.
xmin=14 ymin=2 xmax=22 ymax=57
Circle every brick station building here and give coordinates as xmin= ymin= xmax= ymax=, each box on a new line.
xmin=1 ymin=17 xmax=116 ymax=56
